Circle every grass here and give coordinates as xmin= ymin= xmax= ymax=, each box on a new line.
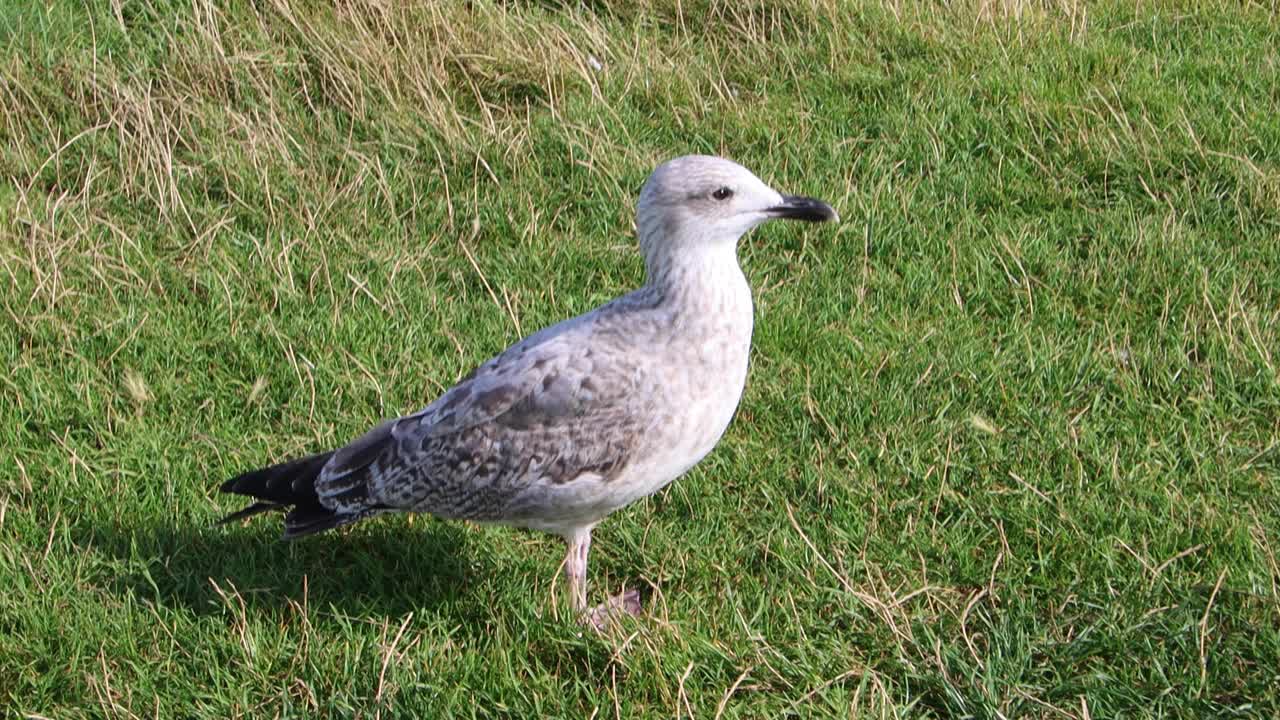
xmin=2 ymin=0 xmax=1279 ymax=716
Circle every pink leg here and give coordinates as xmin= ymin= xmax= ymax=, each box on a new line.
xmin=564 ymin=529 xmax=591 ymax=612
xmin=563 ymin=527 xmax=642 ymax=629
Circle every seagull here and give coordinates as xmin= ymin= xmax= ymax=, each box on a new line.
xmin=220 ymin=155 xmax=837 ymax=625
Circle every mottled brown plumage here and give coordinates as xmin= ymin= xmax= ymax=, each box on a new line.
xmin=220 ymin=155 xmax=837 ymax=625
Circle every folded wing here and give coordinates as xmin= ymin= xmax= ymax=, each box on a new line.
xmin=312 ymin=323 xmax=654 ymax=525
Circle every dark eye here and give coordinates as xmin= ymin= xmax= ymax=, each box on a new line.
xmin=712 ymin=186 xmax=734 ymax=201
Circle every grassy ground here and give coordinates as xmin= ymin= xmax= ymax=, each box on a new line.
xmin=3 ymin=0 xmax=1279 ymax=716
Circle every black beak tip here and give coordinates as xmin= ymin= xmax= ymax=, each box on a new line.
xmin=770 ymin=195 xmax=839 ymax=223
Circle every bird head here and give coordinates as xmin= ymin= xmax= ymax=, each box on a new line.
xmin=635 ymin=155 xmax=838 ymax=264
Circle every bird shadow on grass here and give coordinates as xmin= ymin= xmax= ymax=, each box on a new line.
xmin=72 ymin=514 xmax=504 ymax=627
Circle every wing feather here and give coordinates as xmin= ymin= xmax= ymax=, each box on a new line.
xmin=314 ymin=312 xmax=656 ymax=521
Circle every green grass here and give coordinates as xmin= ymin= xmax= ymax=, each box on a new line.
xmin=3 ymin=0 xmax=1279 ymax=716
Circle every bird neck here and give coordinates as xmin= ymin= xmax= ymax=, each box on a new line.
xmin=642 ymin=236 xmax=750 ymax=316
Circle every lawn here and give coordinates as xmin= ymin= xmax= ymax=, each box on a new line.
xmin=2 ymin=0 xmax=1278 ymax=717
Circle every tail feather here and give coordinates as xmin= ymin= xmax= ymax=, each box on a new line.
xmin=215 ymin=501 xmax=284 ymax=526
xmin=282 ymin=505 xmax=362 ymax=539
xmin=221 ymin=451 xmax=363 ymax=538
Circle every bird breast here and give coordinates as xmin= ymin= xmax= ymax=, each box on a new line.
xmin=673 ymin=263 xmax=754 ymax=451
xmin=509 ymin=253 xmax=757 ymax=531
xmin=619 ymin=258 xmax=755 ymax=504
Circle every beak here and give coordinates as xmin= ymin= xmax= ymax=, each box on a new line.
xmin=766 ymin=195 xmax=839 ymax=223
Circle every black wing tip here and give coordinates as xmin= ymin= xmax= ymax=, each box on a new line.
xmin=219 ymin=474 xmax=246 ymax=494
xmin=219 ymin=450 xmax=335 ymax=499
xmin=220 ymin=463 xmax=277 ymax=494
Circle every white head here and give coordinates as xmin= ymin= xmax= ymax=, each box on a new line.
xmin=635 ymin=155 xmax=837 ymax=278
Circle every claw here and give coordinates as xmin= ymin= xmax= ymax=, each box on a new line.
xmin=581 ymin=588 xmax=642 ymax=630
